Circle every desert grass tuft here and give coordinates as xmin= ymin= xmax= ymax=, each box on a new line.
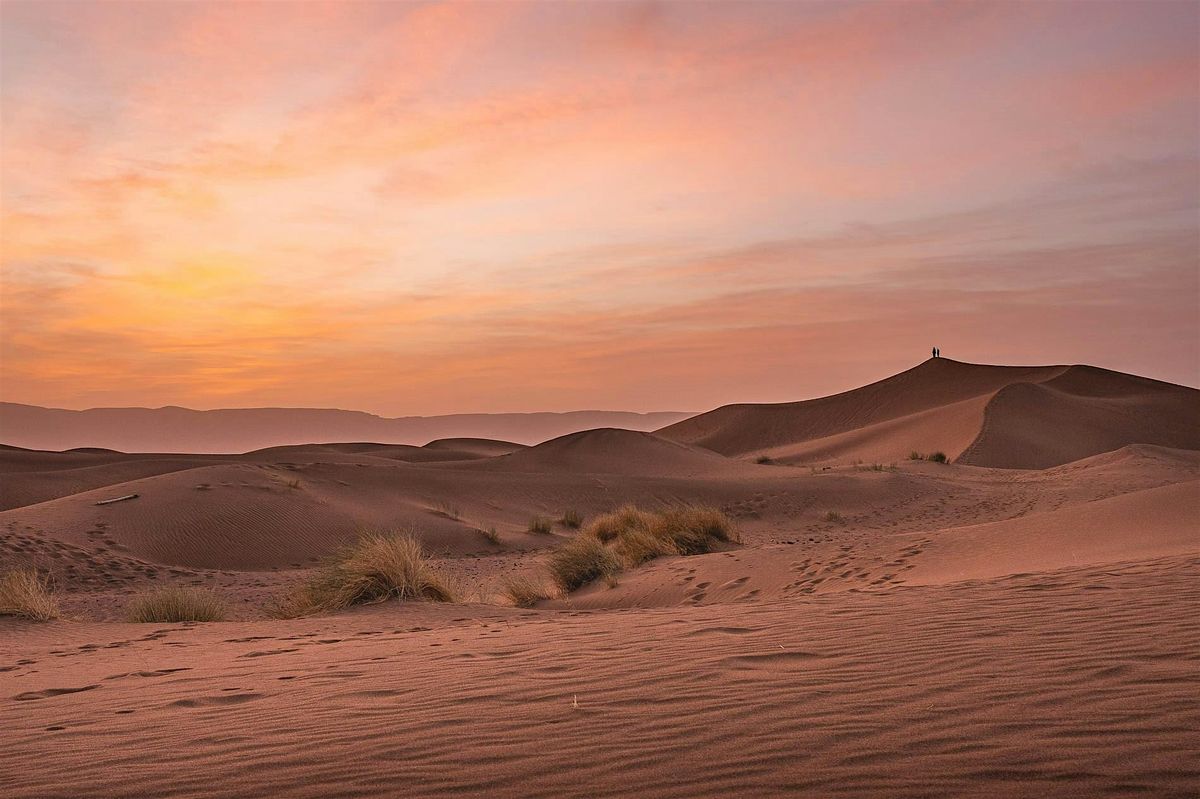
xmin=547 ymin=504 xmax=738 ymax=593
xmin=611 ymin=527 xmax=677 ymax=567
xmin=479 ymin=525 xmax=501 ymax=545
xmin=587 ymin=505 xmax=656 ymax=542
xmin=269 ymin=531 xmax=458 ymax=618
xmin=528 ymin=516 xmax=554 ymax=535
xmin=126 ymin=586 xmax=227 ymax=623
xmin=500 ymin=574 xmax=556 ymax=607
xmin=755 ymin=455 xmax=774 ymax=464
xmin=928 ymin=451 xmax=948 ymax=464
xmin=559 ymin=509 xmax=583 ymax=529
xmin=0 ymin=569 xmax=60 ymax=621
xmin=651 ymin=505 xmax=740 ymax=554
xmin=547 ymin=535 xmax=622 ymax=592
xmin=823 ymin=510 xmax=845 ymax=524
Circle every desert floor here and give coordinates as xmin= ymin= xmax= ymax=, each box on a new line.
xmin=2 ymin=360 xmax=1198 ymax=797
xmin=3 ymin=448 xmax=1198 ymax=797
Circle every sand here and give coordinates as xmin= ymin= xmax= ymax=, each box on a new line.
xmin=658 ymin=359 xmax=1199 ymax=469
xmin=2 ymin=360 xmax=1198 ymax=797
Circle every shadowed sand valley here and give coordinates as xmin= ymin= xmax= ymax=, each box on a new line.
xmin=2 ymin=359 xmax=1198 ymax=798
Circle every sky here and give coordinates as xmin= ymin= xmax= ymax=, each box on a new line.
xmin=1 ymin=0 xmax=1197 ymax=416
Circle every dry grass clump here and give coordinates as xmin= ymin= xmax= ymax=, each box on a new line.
xmin=559 ymin=509 xmax=583 ymax=529
xmin=588 ymin=505 xmax=656 ymax=542
xmin=500 ymin=574 xmax=556 ymax=608
xmin=652 ymin=506 xmax=739 ymax=554
xmin=823 ymin=510 xmax=845 ymax=524
xmin=547 ymin=535 xmax=622 ymax=593
xmin=479 ymin=525 xmax=501 ymax=545
xmin=269 ymin=531 xmax=458 ymax=618
xmin=127 ymin=586 xmax=227 ymax=623
xmin=528 ymin=516 xmax=554 ymax=535
xmin=0 ymin=569 xmax=60 ymax=621
xmin=547 ymin=505 xmax=738 ymax=593
xmin=610 ymin=527 xmax=675 ymax=567
xmin=928 ymin=451 xmax=948 ymax=464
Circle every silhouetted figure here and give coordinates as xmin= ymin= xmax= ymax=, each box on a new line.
xmin=932 ymin=346 xmax=937 ymax=358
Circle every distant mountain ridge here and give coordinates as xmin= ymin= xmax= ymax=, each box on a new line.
xmin=0 ymin=403 xmax=694 ymax=454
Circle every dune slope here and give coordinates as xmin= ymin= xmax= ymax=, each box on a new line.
xmin=658 ymin=359 xmax=1198 ymax=469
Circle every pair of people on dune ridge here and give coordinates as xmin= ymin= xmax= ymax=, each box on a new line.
xmin=932 ymin=346 xmax=941 ymax=358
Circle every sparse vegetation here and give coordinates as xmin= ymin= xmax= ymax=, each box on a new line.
xmin=755 ymin=455 xmax=774 ymax=464
xmin=479 ymin=526 xmax=501 ymax=545
xmin=546 ymin=505 xmax=739 ymax=593
xmin=928 ymin=451 xmax=948 ymax=464
xmin=286 ymin=478 xmax=301 ymax=490
xmin=126 ymin=586 xmax=228 ymax=623
xmin=268 ymin=531 xmax=458 ymax=618
xmin=528 ymin=516 xmax=554 ymax=535
xmin=0 ymin=569 xmax=60 ymax=621
xmin=909 ymin=451 xmax=924 ymax=460
xmin=433 ymin=501 xmax=461 ymax=520
xmin=500 ymin=574 xmax=556 ymax=607
xmin=559 ymin=509 xmax=583 ymax=529
xmin=588 ymin=505 xmax=657 ymax=542
xmin=547 ymin=535 xmax=622 ymax=592
xmin=824 ymin=511 xmax=845 ymax=524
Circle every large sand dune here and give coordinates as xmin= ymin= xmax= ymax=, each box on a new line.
xmin=2 ymin=360 xmax=1198 ymax=797
xmin=657 ymin=358 xmax=1199 ymax=469
xmin=475 ymin=427 xmax=754 ymax=476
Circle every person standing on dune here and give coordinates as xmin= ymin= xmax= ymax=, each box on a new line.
xmin=932 ymin=346 xmax=938 ymax=358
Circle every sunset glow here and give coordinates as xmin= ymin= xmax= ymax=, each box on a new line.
xmin=2 ymin=0 xmax=1197 ymax=414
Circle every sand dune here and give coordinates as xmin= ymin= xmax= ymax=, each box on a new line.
xmin=899 ymin=479 xmax=1200 ymax=584
xmin=658 ymin=358 xmax=1198 ymax=469
xmin=2 ymin=360 xmax=1198 ymax=797
xmin=476 ymin=428 xmax=754 ymax=476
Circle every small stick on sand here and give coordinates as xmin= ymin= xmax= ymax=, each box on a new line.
xmin=95 ymin=493 xmax=139 ymax=506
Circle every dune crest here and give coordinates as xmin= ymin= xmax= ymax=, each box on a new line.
xmin=657 ymin=358 xmax=1198 ymax=469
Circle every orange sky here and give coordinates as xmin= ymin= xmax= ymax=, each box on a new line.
xmin=1 ymin=0 xmax=1197 ymax=415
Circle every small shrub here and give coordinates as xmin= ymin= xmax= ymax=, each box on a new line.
xmin=286 ymin=478 xmax=301 ymax=490
xmin=612 ymin=527 xmax=677 ymax=567
xmin=547 ymin=505 xmax=739 ymax=593
xmin=909 ymin=451 xmax=924 ymax=461
xmin=755 ymin=455 xmax=773 ymax=465
xmin=823 ymin=511 xmax=845 ymax=524
xmin=588 ymin=505 xmax=656 ymax=542
xmin=528 ymin=516 xmax=554 ymax=535
xmin=0 ymin=569 xmax=60 ymax=621
xmin=501 ymin=575 xmax=555 ymax=608
xmin=480 ymin=526 xmax=501 ymax=545
xmin=652 ymin=505 xmax=740 ymax=554
xmin=547 ymin=535 xmax=621 ymax=592
xmin=928 ymin=451 xmax=948 ymax=464
xmin=127 ymin=586 xmax=227 ymax=623
xmin=270 ymin=531 xmax=457 ymax=617
xmin=559 ymin=509 xmax=583 ymax=529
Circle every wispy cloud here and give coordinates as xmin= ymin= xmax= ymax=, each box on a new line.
xmin=1 ymin=0 xmax=1197 ymax=413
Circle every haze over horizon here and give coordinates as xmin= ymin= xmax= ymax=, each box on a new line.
xmin=2 ymin=1 xmax=1198 ymax=417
